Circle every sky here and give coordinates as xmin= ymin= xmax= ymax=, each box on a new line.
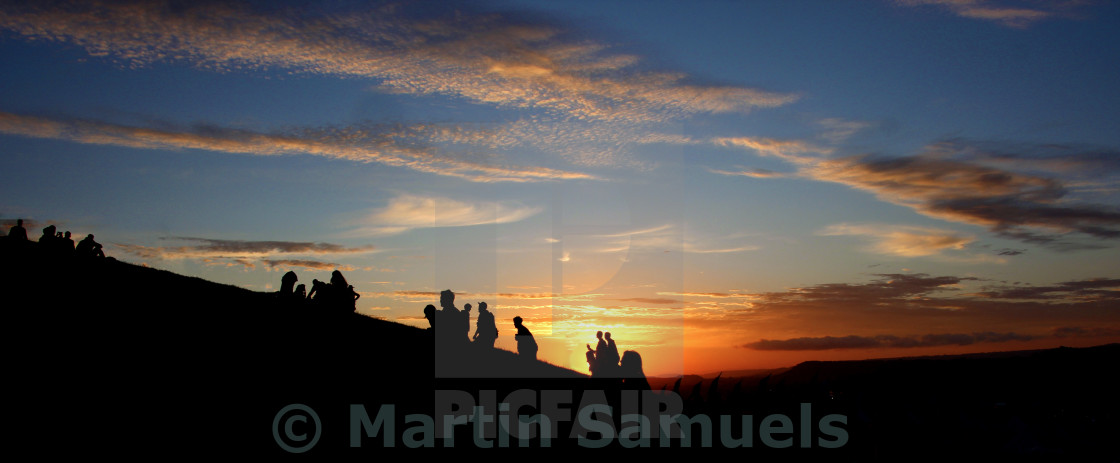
xmin=2 ymin=0 xmax=1119 ymax=376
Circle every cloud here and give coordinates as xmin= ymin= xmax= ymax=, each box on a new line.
xmin=819 ymin=223 xmax=977 ymax=258
xmin=817 ymin=118 xmax=872 ymax=144
xmin=348 ymin=194 xmax=541 ymax=236
xmin=685 ymin=272 xmax=1120 ymax=348
xmin=262 ymin=259 xmax=361 ymax=272
xmin=707 ymin=167 xmax=789 ymax=179
xmin=115 ymin=237 xmax=375 ymax=270
xmin=714 ymin=136 xmax=832 ymax=163
xmin=0 ymin=1 xmax=795 ymax=124
xmin=0 ymin=112 xmax=596 ymax=183
xmin=744 ymin=331 xmax=1035 ymax=350
xmin=721 ymin=137 xmax=1120 ymax=248
xmin=970 ymin=278 xmax=1120 ymax=301
xmin=895 ymin=0 xmax=1063 ymax=28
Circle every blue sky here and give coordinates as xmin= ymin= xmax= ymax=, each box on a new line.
xmin=2 ymin=0 xmax=1119 ymax=375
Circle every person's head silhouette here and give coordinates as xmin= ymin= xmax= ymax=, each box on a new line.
xmin=605 ymin=332 xmax=613 ymax=341
xmin=513 ymin=316 xmax=523 ymax=327
xmin=597 ymin=331 xmax=603 ymax=340
xmin=440 ymin=289 xmax=455 ymax=309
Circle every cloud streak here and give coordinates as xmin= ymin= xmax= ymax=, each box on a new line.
xmin=819 ymin=223 xmax=979 ymax=258
xmin=720 ymin=137 xmax=1120 ymax=248
xmin=349 ymin=194 xmax=542 ymax=236
xmin=895 ymin=0 xmax=1062 ymax=28
xmin=0 ymin=112 xmax=596 ymax=183
xmin=0 ymin=1 xmax=795 ymax=124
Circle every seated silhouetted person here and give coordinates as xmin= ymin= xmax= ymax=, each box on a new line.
xmin=39 ymin=225 xmax=57 ymax=248
xmin=75 ymin=234 xmax=104 ymax=259
xmin=8 ymin=219 xmax=28 ymax=241
xmin=513 ymin=316 xmax=537 ymax=360
xmin=619 ymin=350 xmax=651 ymax=390
xmin=330 ymin=270 xmax=358 ymax=312
xmin=308 ymin=279 xmax=327 ymax=301
xmin=279 ymin=271 xmax=298 ymax=298
xmin=472 ymin=302 xmax=498 ymax=348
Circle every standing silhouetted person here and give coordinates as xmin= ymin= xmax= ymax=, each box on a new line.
xmin=586 ymin=344 xmax=597 ymax=375
xmin=463 ymin=303 xmax=473 ymax=343
xmin=7 ymin=219 xmax=27 ymax=241
xmin=436 ymin=290 xmax=463 ymax=349
xmin=473 ymin=302 xmax=498 ymax=348
xmin=62 ymin=231 xmax=75 ymax=255
xmin=280 ymin=271 xmax=298 ymax=298
xmin=513 ymin=316 xmax=537 ymax=360
xmin=602 ymin=332 xmax=621 ymax=377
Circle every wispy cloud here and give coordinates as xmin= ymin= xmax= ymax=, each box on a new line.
xmin=714 ymin=136 xmax=832 ymax=163
xmin=347 ymin=193 xmax=541 ymax=236
xmin=895 ymin=0 xmax=1067 ymax=28
xmin=819 ymin=223 xmax=977 ymax=258
xmin=720 ymin=137 xmax=1120 ymax=248
xmin=0 ymin=1 xmax=795 ymax=124
xmin=0 ymin=112 xmax=595 ymax=183
xmin=116 ymin=237 xmax=375 ymax=270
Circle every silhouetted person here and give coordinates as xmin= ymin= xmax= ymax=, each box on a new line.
xmin=294 ymin=284 xmax=307 ymax=299
xmin=7 ymin=219 xmax=27 ymax=240
xmin=589 ymin=331 xmax=608 ymax=377
xmin=473 ymin=302 xmax=498 ymax=348
xmin=619 ymin=350 xmax=651 ymax=390
xmin=75 ymin=234 xmax=104 ymax=258
xmin=513 ymin=316 xmax=537 ymax=360
xmin=424 ymin=304 xmax=437 ymax=329
xmin=39 ymin=225 xmax=56 ymax=247
xmin=602 ymin=332 xmax=621 ymax=377
xmin=62 ymin=231 xmax=75 ymax=255
xmin=586 ymin=344 xmax=597 ymax=375
xmin=436 ymin=290 xmax=463 ymax=349
xmin=280 ymin=271 xmax=298 ymax=298
xmin=308 ymin=279 xmax=326 ymax=301
xmin=463 ymin=303 xmax=473 ymax=343
xmin=330 ymin=270 xmax=358 ymax=312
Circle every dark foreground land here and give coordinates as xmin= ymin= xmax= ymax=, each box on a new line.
xmin=2 ymin=245 xmax=1118 ymax=459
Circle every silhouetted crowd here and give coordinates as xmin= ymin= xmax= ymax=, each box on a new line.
xmin=275 ymin=269 xmax=359 ymax=314
xmin=2 ymin=218 xmax=105 ymax=260
xmin=424 ymin=289 xmax=533 ymax=357
xmin=422 ymin=288 xmax=648 ymax=385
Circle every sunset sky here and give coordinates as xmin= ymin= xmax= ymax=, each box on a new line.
xmin=2 ymin=0 xmax=1119 ymax=376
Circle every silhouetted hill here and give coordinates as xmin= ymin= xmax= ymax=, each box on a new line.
xmin=4 ymin=242 xmax=1118 ymax=458
xmin=2 ymin=244 xmax=585 ymax=454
